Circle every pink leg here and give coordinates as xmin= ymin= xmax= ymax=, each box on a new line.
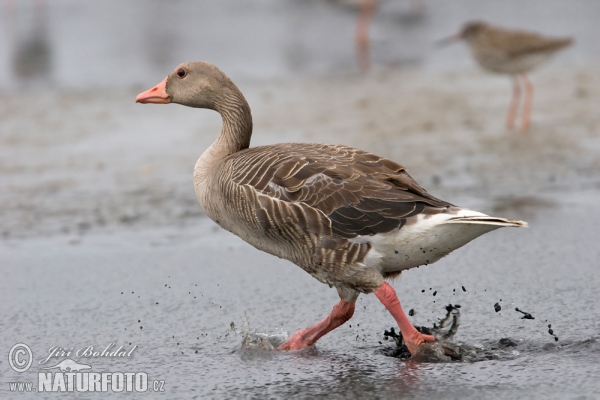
xmin=355 ymin=0 xmax=375 ymax=75
xmin=506 ymin=75 xmax=521 ymax=130
xmin=374 ymin=282 xmax=435 ymax=355
xmin=519 ymin=73 xmax=534 ymax=132
xmin=278 ymin=300 xmax=355 ymax=350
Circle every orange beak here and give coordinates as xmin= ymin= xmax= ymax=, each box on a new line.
xmin=136 ymin=77 xmax=170 ymax=104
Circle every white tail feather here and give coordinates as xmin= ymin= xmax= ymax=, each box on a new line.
xmin=445 ymin=216 xmax=528 ymax=228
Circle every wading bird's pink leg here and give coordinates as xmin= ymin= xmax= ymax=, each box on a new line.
xmin=519 ymin=73 xmax=534 ymax=132
xmin=374 ymin=282 xmax=435 ymax=355
xmin=278 ymin=300 xmax=355 ymax=350
xmin=506 ymin=75 xmax=522 ymax=130
xmin=355 ymin=0 xmax=376 ymax=75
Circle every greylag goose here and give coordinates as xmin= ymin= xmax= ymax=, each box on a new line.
xmin=136 ymin=62 xmax=527 ymax=355
xmin=439 ymin=21 xmax=572 ymax=131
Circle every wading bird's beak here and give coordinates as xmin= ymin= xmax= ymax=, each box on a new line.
xmin=434 ymin=34 xmax=461 ymax=48
xmin=136 ymin=77 xmax=170 ymax=104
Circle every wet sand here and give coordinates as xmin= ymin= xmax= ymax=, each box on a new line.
xmin=2 ymin=65 xmax=600 ymax=398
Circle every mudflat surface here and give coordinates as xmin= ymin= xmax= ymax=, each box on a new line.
xmin=2 ymin=66 xmax=600 ymax=399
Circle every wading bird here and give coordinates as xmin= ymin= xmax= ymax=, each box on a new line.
xmin=439 ymin=21 xmax=572 ymax=131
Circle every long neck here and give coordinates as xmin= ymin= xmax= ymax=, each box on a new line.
xmin=194 ymin=85 xmax=252 ymax=187
xmin=210 ymin=88 xmax=253 ymax=159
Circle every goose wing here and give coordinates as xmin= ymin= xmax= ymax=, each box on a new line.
xmin=227 ymin=143 xmax=452 ymax=239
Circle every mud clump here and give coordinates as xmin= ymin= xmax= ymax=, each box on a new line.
xmin=382 ymin=304 xmax=462 ymax=360
xmin=515 ymin=307 xmax=535 ymax=320
xmin=548 ymin=324 xmax=559 ymax=342
xmin=498 ymin=337 xmax=518 ymax=347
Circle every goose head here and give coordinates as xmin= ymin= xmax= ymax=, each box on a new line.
xmin=136 ymin=61 xmax=235 ymax=110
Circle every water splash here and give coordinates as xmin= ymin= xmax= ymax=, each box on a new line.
xmin=379 ymin=303 xmax=575 ymax=362
xmin=231 ymin=313 xmax=288 ymax=350
xmin=382 ymin=304 xmax=463 ymax=361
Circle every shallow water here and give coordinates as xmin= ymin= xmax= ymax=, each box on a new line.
xmin=2 ymin=1 xmax=600 ymax=399
xmin=2 ymin=198 xmax=600 ymax=398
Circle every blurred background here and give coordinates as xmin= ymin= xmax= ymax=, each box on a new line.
xmin=0 ymin=0 xmax=596 ymax=90
xmin=2 ymin=1 xmax=600 ymax=398
xmin=2 ymin=0 xmax=599 ymax=238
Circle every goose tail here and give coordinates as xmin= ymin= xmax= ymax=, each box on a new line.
xmin=445 ymin=216 xmax=528 ymax=228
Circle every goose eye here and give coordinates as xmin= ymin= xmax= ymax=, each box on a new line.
xmin=177 ymin=68 xmax=186 ymax=78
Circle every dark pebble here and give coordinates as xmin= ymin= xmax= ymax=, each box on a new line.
xmin=408 ymin=309 xmax=415 ymax=316
xmin=421 ymin=289 xmax=425 ymax=293
xmin=462 ymin=286 xmax=466 ymax=292
xmin=494 ymin=303 xmax=501 ymax=312
xmin=548 ymin=329 xmax=554 ymax=335
xmin=433 ymin=291 xmax=437 ymax=296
